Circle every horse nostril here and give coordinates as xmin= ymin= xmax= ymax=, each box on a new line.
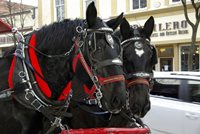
xmin=111 ymin=96 xmax=122 ymax=109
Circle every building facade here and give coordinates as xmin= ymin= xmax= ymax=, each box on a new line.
xmin=38 ymin=0 xmax=200 ymax=71
xmin=0 ymin=0 xmax=37 ymax=57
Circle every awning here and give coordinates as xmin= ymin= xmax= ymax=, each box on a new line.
xmin=0 ymin=19 xmax=12 ymax=34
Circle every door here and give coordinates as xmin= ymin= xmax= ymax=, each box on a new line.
xmin=160 ymin=58 xmax=173 ymax=71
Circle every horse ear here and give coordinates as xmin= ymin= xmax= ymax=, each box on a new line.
xmin=120 ymin=18 xmax=131 ymax=40
xmin=86 ymin=2 xmax=97 ymax=28
xmin=143 ymin=16 xmax=154 ymax=38
xmin=106 ymin=12 xmax=124 ymax=30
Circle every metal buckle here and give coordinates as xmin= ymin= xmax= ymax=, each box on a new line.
xmin=25 ymin=90 xmax=44 ymax=111
xmin=25 ymin=90 xmax=33 ymax=101
xmin=31 ymin=99 xmax=44 ymax=111
xmin=51 ymin=117 xmax=65 ymax=130
xmin=87 ymin=99 xmax=97 ymax=105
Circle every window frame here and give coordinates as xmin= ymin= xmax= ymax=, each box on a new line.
xmin=130 ymin=0 xmax=147 ymax=11
xmin=151 ymin=77 xmax=200 ymax=104
xmin=179 ymin=45 xmax=200 ymax=71
xmin=169 ymin=0 xmax=191 ymax=5
xmin=55 ymin=0 xmax=65 ymax=21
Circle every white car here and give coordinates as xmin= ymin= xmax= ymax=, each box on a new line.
xmin=142 ymin=72 xmax=200 ymax=134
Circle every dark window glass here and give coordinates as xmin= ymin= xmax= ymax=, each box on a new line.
xmin=55 ymin=0 xmax=64 ymax=21
xmin=158 ymin=47 xmax=173 ymax=57
xmin=172 ymin=0 xmax=180 ymax=2
xmin=133 ymin=0 xmax=139 ymax=9
xmin=132 ymin=0 xmax=146 ymax=9
xmin=151 ymin=78 xmax=180 ymax=99
xmin=140 ymin=0 xmax=146 ymax=8
xmin=151 ymin=78 xmax=200 ymax=103
xmin=181 ymin=46 xmax=199 ymax=71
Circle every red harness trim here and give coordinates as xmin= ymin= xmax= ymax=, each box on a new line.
xmin=83 ymin=84 xmax=96 ymax=99
xmin=8 ymin=56 xmax=16 ymax=89
xmin=72 ymin=53 xmax=80 ymax=73
xmin=28 ymin=34 xmax=71 ymax=100
xmin=8 ymin=34 xmax=71 ymax=100
xmin=98 ymin=75 xmax=125 ymax=85
xmin=86 ymin=75 xmax=125 ymax=99
xmin=29 ymin=34 xmax=52 ymax=98
xmin=58 ymin=81 xmax=72 ymax=101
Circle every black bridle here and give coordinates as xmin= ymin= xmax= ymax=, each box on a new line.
xmin=119 ymin=31 xmax=154 ymax=129
xmin=121 ymin=36 xmax=153 ymax=88
xmin=73 ymin=26 xmax=125 ymax=109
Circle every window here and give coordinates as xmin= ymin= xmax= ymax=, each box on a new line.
xmin=151 ymin=78 xmax=200 ymax=103
xmin=180 ymin=45 xmax=199 ymax=71
xmin=158 ymin=47 xmax=173 ymax=57
xmin=172 ymin=0 xmax=180 ymax=2
xmin=132 ymin=0 xmax=147 ymax=10
xmin=55 ymin=0 xmax=64 ymax=21
xmin=151 ymin=78 xmax=180 ymax=99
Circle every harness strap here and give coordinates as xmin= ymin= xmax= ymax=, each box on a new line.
xmin=8 ymin=56 xmax=16 ymax=89
xmin=99 ymin=75 xmax=125 ymax=85
xmin=29 ymin=34 xmax=52 ymax=98
xmin=127 ymin=78 xmax=149 ymax=88
xmin=84 ymin=75 xmax=125 ymax=99
xmin=25 ymin=91 xmax=69 ymax=133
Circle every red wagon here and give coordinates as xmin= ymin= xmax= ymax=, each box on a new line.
xmin=60 ymin=127 xmax=150 ymax=134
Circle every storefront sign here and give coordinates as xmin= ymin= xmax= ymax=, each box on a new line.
xmin=151 ymin=20 xmax=189 ymax=37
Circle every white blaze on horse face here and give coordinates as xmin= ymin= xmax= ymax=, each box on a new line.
xmin=135 ymin=49 xmax=144 ymax=57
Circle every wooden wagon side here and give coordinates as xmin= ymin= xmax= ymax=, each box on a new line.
xmin=60 ymin=127 xmax=150 ymax=134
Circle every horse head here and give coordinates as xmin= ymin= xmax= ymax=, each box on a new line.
xmin=119 ymin=16 xmax=157 ymax=117
xmin=71 ymin=2 xmax=126 ymax=113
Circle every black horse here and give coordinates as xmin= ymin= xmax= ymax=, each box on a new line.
xmin=64 ymin=17 xmax=157 ymax=129
xmin=0 ymin=2 xmax=126 ymax=134
xmin=107 ymin=16 xmax=157 ymax=127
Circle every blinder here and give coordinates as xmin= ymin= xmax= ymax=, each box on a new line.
xmin=85 ymin=27 xmax=122 ymax=68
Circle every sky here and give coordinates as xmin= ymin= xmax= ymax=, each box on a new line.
xmin=8 ymin=0 xmax=38 ymax=6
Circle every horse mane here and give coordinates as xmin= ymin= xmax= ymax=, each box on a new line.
xmin=32 ymin=17 xmax=106 ymax=99
xmin=35 ymin=19 xmax=84 ymax=53
xmin=32 ymin=19 xmax=86 ymax=99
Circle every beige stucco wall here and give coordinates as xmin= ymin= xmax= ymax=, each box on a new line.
xmin=36 ymin=0 xmax=200 ymax=71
